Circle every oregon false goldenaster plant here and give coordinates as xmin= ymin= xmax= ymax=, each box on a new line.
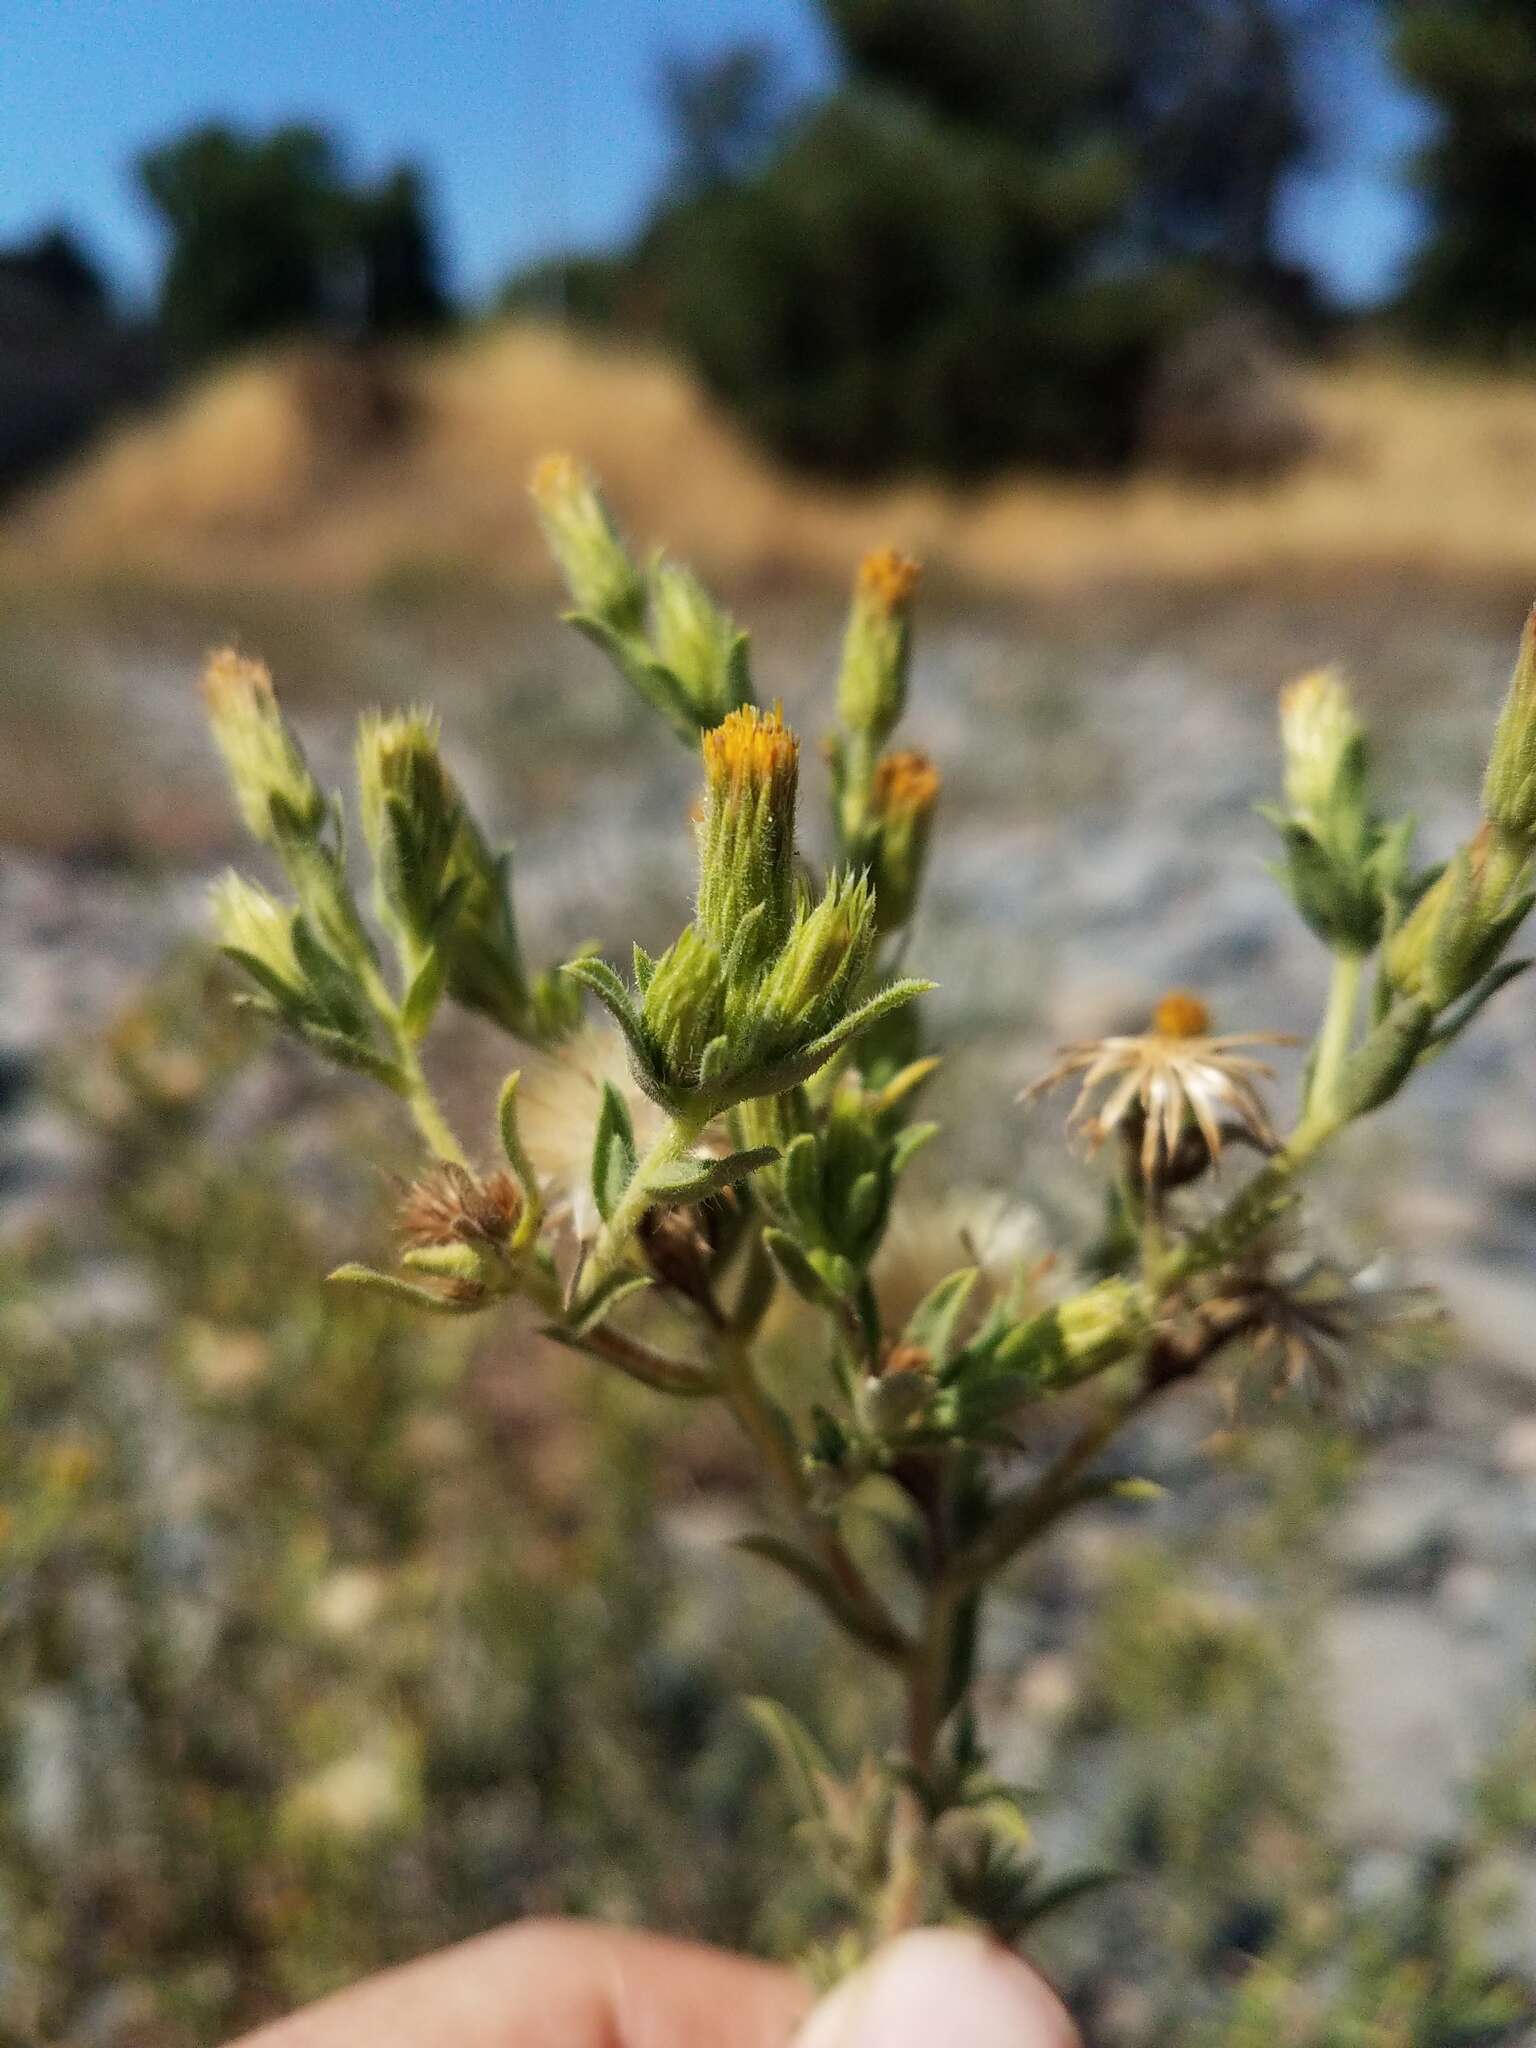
xmin=203 ymin=459 xmax=1536 ymax=1982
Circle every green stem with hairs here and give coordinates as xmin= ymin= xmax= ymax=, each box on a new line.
xmin=1306 ymin=948 xmax=1364 ymax=1126
xmin=581 ymin=1116 xmax=703 ymax=1298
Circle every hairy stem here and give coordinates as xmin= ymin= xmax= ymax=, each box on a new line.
xmin=718 ymin=1333 xmax=909 ymax=1664
xmin=396 ymin=1036 xmax=469 ymax=1166
xmin=1307 ymin=948 xmax=1364 ymax=1124
xmin=581 ymin=1117 xmax=702 ymax=1297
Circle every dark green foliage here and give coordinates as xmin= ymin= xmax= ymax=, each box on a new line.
xmin=139 ymin=123 xmax=450 ymax=364
xmin=1393 ymin=0 xmax=1536 ymax=354
xmin=554 ymin=0 xmax=1325 ymax=478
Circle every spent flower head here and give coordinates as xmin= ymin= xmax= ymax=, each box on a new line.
xmin=1023 ymin=991 xmax=1294 ymax=1185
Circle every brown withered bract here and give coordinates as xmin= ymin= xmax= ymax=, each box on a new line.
xmin=397 ymin=1163 xmax=522 ymax=1251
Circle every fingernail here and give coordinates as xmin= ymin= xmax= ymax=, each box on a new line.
xmin=794 ymin=1929 xmax=1079 ymax=2048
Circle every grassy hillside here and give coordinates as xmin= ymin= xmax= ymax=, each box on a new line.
xmin=5 ymin=324 xmax=1536 ymax=598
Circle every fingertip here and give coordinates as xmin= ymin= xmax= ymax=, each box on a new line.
xmin=794 ymin=1929 xmax=1080 ymax=2048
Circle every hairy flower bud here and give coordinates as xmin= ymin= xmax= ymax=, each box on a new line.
xmin=210 ymin=872 xmax=305 ymax=1001
xmin=641 ymin=925 xmax=726 ymax=1085
xmin=836 ymin=548 xmax=921 ymax=747
xmin=530 ymin=453 xmax=645 ymax=633
xmin=1279 ymin=669 xmax=1365 ymax=828
xmin=867 ymin=749 xmax=941 ymax=932
xmin=697 ymin=703 xmax=799 ymax=971
xmin=356 ymin=709 xmax=462 ymax=961
xmin=1385 ymin=822 xmax=1533 ymax=1010
xmin=1482 ymin=604 xmax=1536 ymax=844
xmin=750 ymin=872 xmax=876 ymax=1050
xmin=202 ymin=648 xmax=326 ymax=847
xmin=648 ymin=555 xmax=750 ymax=729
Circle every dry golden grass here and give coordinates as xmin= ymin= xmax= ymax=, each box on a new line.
xmin=5 ymin=324 xmax=1536 ymax=598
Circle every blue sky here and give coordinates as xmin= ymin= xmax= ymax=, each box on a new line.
xmin=1 ymin=0 xmax=1432 ymax=311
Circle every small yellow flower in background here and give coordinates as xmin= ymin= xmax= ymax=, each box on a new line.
xmin=201 ymin=647 xmax=325 ymax=846
xmin=1022 ymin=991 xmax=1295 ymax=1183
xmin=1278 ymin=667 xmax=1363 ymax=828
xmin=529 ymin=452 xmax=645 ymax=632
xmin=838 ymin=546 xmax=922 ymax=747
xmin=868 ymin=748 xmax=941 ymax=931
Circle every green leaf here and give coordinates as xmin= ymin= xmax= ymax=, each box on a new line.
xmin=295 ymin=1025 xmax=407 ymax=1091
xmin=399 ymin=947 xmax=445 ymax=1040
xmin=903 ymin=1267 xmax=979 ymax=1370
xmin=632 ymin=942 xmax=656 ymax=995
xmin=566 ymin=1268 xmax=653 ymax=1336
xmin=561 ymin=955 xmax=658 ymax=1084
xmin=645 ymin=1145 xmax=778 ymax=1207
xmin=1428 ymin=957 xmax=1531 ymax=1051
xmin=797 ymin=978 xmax=935 ymax=1074
xmin=782 ymin=1131 xmax=824 ymax=1233
xmin=741 ymin=1697 xmax=832 ymax=1822
xmin=327 ymin=1263 xmax=485 ymax=1314
xmin=591 ymin=1081 xmax=638 ymax=1225
xmin=890 ymin=1120 xmax=940 ymax=1178
xmin=764 ymin=1227 xmax=845 ymax=1310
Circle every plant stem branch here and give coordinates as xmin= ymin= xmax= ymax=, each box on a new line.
xmin=1307 ymin=948 xmax=1364 ymax=1124
xmin=718 ymin=1334 xmax=910 ymax=1664
xmin=581 ymin=1117 xmax=702 ymax=1297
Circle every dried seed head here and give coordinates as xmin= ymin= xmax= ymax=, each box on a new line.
xmin=397 ymin=1163 xmax=522 ymax=1250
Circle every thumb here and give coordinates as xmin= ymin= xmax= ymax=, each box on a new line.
xmin=795 ymin=1929 xmax=1080 ymax=2048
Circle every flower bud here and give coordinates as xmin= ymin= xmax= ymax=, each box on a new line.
xmin=202 ymin=648 xmax=326 ymax=847
xmin=641 ymin=924 xmax=726 ymax=1085
xmin=356 ymin=709 xmax=462 ymax=959
xmin=1279 ymin=668 xmax=1365 ymax=829
xmin=837 ymin=548 xmax=921 ymax=746
xmin=210 ymin=871 xmax=306 ymax=1003
xmin=696 ymin=703 xmax=799 ymax=971
xmin=648 ymin=555 xmax=749 ymax=728
xmin=1482 ymin=604 xmax=1536 ymax=844
xmin=1385 ymin=822 xmax=1532 ymax=1010
xmin=530 ymin=453 xmax=645 ymax=633
xmin=867 ymin=750 xmax=940 ymax=932
xmin=751 ymin=872 xmax=876 ymax=1050
xmin=437 ymin=814 xmax=579 ymax=1044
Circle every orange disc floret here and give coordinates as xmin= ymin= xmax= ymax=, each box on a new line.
xmin=858 ymin=546 xmax=922 ymax=616
xmin=201 ymin=645 xmax=275 ymax=712
xmin=1152 ymin=990 xmax=1212 ymax=1040
xmin=873 ymin=748 xmax=941 ymax=818
xmin=530 ymin=451 xmax=580 ymax=500
xmin=703 ymin=701 xmax=799 ymax=794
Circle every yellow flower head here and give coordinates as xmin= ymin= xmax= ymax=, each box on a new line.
xmin=858 ymin=546 xmax=922 ymax=618
xmin=697 ymin=704 xmax=800 ymax=962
